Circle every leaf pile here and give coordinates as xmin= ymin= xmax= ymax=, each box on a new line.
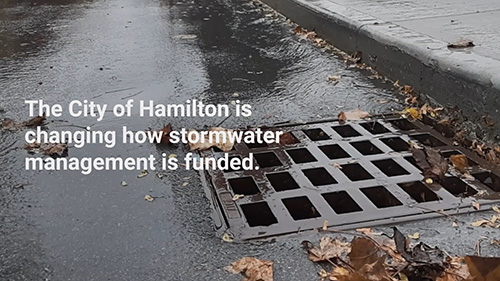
xmin=304 ymin=228 xmax=500 ymax=281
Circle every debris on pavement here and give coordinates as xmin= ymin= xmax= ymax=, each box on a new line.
xmin=338 ymin=109 xmax=371 ymax=122
xmin=24 ymin=142 xmax=68 ymax=157
xmin=150 ymin=123 xmax=172 ymax=144
xmin=447 ymin=39 xmax=475 ymax=49
xmin=144 ymin=195 xmax=154 ymax=202
xmin=302 ymin=236 xmax=351 ymax=262
xmin=225 ymin=257 xmax=273 ymax=281
xmin=137 ymin=170 xmax=149 ymax=178
xmin=2 ymin=115 xmax=46 ymax=131
xmin=188 ymin=127 xmax=235 ymax=152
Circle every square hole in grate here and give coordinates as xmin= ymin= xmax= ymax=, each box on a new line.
xmin=245 ymin=141 xmax=268 ymax=149
xmin=361 ymin=186 xmax=403 ymax=208
xmin=341 ymin=163 xmax=374 ymax=181
xmin=303 ymin=128 xmax=330 ymax=141
xmin=240 ymin=202 xmax=278 ymax=227
xmin=279 ymin=132 xmax=300 ymax=145
xmin=266 ymin=172 xmax=300 ymax=192
xmin=381 ymin=137 xmax=410 ymax=152
xmin=302 ymin=168 xmax=337 ymax=186
xmin=388 ymin=119 xmax=418 ymax=131
xmin=404 ymin=156 xmax=422 ymax=170
xmin=254 ymin=152 xmax=282 ymax=168
xmin=360 ymin=122 xmax=390 ymax=135
xmin=322 ymin=191 xmax=363 ymax=214
xmin=332 ymin=125 xmax=361 ymax=138
xmin=472 ymin=172 xmax=500 ymax=192
xmin=221 ymin=155 xmax=243 ymax=172
xmin=228 ymin=177 xmax=260 ymax=195
xmin=286 ymin=148 xmax=317 ymax=164
xmin=398 ymin=182 xmax=441 ymax=202
xmin=411 ymin=133 xmax=446 ymax=147
xmin=351 ymin=141 xmax=383 ymax=155
xmin=440 ymin=150 xmax=478 ymax=166
xmin=282 ymin=196 xmax=321 ymax=220
xmin=441 ymin=177 xmax=478 ymax=197
xmin=372 ymin=159 xmax=410 ymax=177
xmin=319 ymin=144 xmax=351 ymax=160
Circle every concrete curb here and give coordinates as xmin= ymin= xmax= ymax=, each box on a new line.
xmin=261 ymin=0 xmax=500 ymax=136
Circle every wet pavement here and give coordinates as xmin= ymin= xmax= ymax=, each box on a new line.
xmin=0 ymin=0 xmax=498 ymax=280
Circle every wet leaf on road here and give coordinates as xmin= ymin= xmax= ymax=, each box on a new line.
xmin=222 ymin=233 xmax=233 ymax=243
xmin=137 ymin=170 xmax=149 ymax=178
xmin=121 ymin=181 xmax=128 ymax=186
xmin=188 ymin=127 xmax=235 ymax=152
xmin=225 ymin=257 xmax=273 ymax=281
xmin=450 ymin=154 xmax=468 ymax=173
xmin=472 ymin=201 xmax=480 ymax=210
xmin=2 ymin=115 xmax=46 ymax=131
xmin=144 ymin=195 xmax=154 ymax=202
xmin=339 ymin=109 xmax=371 ymax=121
xmin=303 ymin=236 xmax=351 ymax=262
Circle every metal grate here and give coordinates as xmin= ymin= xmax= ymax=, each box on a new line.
xmin=199 ymin=115 xmax=500 ymax=240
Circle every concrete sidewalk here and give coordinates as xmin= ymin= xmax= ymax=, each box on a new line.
xmin=262 ymin=0 xmax=500 ymax=136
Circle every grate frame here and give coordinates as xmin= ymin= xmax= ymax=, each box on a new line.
xmin=199 ymin=115 xmax=500 ymax=240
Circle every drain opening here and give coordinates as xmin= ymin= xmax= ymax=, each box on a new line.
xmin=473 ymin=172 xmax=500 ymax=192
xmin=440 ymin=177 xmax=478 ymax=197
xmin=361 ymin=186 xmax=403 ymax=208
xmin=360 ymin=122 xmax=390 ymax=134
xmin=282 ymin=196 xmax=321 ymax=220
xmin=302 ymin=167 xmax=337 ymax=186
xmin=388 ymin=118 xmax=418 ymax=131
xmin=411 ymin=133 xmax=446 ymax=147
xmin=286 ymin=148 xmax=317 ymax=164
xmin=303 ymin=128 xmax=330 ymax=141
xmin=434 ymin=123 xmax=455 ymax=138
xmin=266 ymin=172 xmax=300 ymax=192
xmin=404 ymin=156 xmax=422 ymax=170
xmin=398 ymin=181 xmax=441 ymax=202
xmin=221 ymin=156 xmax=243 ymax=172
xmin=254 ymin=152 xmax=282 ymax=168
xmin=319 ymin=144 xmax=351 ymax=160
xmin=322 ymin=191 xmax=363 ymax=214
xmin=381 ymin=137 xmax=410 ymax=152
xmin=332 ymin=125 xmax=361 ymax=138
xmin=240 ymin=202 xmax=278 ymax=227
xmin=351 ymin=141 xmax=383 ymax=155
xmin=245 ymin=141 xmax=268 ymax=149
xmin=228 ymin=177 xmax=260 ymax=195
xmin=372 ymin=159 xmax=410 ymax=177
xmin=440 ymin=150 xmax=478 ymax=166
xmin=341 ymin=163 xmax=374 ymax=181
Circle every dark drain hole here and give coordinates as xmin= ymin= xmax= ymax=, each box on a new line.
xmin=441 ymin=150 xmax=478 ymax=166
xmin=404 ymin=156 xmax=422 ymax=170
xmin=303 ymin=128 xmax=330 ymax=141
xmin=302 ymin=167 xmax=337 ymax=186
xmin=388 ymin=119 xmax=418 ymax=131
xmin=372 ymin=159 xmax=410 ymax=177
xmin=228 ymin=177 xmax=260 ymax=195
xmin=381 ymin=137 xmax=410 ymax=152
xmin=322 ymin=191 xmax=363 ymax=214
xmin=360 ymin=122 xmax=390 ymax=135
xmin=398 ymin=182 xmax=441 ymax=202
xmin=361 ymin=186 xmax=403 ymax=208
xmin=254 ymin=152 xmax=282 ymax=168
xmin=286 ymin=148 xmax=317 ymax=164
xmin=282 ymin=196 xmax=321 ymax=220
xmin=332 ymin=125 xmax=361 ymax=138
xmin=319 ymin=144 xmax=351 ymax=160
xmin=411 ymin=133 xmax=446 ymax=147
xmin=240 ymin=202 xmax=278 ymax=227
xmin=245 ymin=141 xmax=268 ymax=149
xmin=473 ymin=172 xmax=500 ymax=192
xmin=440 ymin=177 xmax=478 ymax=197
xmin=341 ymin=164 xmax=374 ymax=181
xmin=351 ymin=141 xmax=383 ymax=155
xmin=266 ymin=172 xmax=300 ymax=192
xmin=434 ymin=123 xmax=455 ymax=138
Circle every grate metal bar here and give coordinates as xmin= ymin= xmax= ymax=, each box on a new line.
xmin=199 ymin=115 xmax=500 ymax=240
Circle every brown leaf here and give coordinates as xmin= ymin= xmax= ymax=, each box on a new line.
xmin=341 ymin=109 xmax=371 ymax=121
xmin=279 ymin=132 xmax=297 ymax=145
xmin=294 ymin=26 xmax=305 ymax=34
xmin=436 ymin=257 xmax=471 ymax=281
xmin=188 ymin=127 xmax=235 ymax=152
xmin=464 ymin=256 xmax=500 ymax=281
xmin=25 ymin=115 xmax=46 ymax=127
xmin=348 ymin=237 xmax=380 ymax=270
xmin=150 ymin=123 xmax=173 ymax=144
xmin=338 ymin=112 xmax=347 ymax=123
xmin=305 ymin=236 xmax=351 ymax=262
xmin=472 ymin=201 xmax=480 ymax=211
xmin=450 ymin=154 xmax=468 ymax=173
xmin=424 ymin=147 xmax=448 ymax=181
xmin=225 ymin=257 xmax=273 ymax=281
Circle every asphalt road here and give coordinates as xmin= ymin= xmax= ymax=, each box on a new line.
xmin=0 ymin=0 xmax=498 ymax=280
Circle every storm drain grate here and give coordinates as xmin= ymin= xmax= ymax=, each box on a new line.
xmin=199 ymin=115 xmax=500 ymax=240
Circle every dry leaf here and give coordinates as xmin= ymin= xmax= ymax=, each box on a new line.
xmin=452 ymin=221 xmax=459 ymax=228
xmin=328 ymin=75 xmax=341 ymax=83
xmin=144 ymin=195 xmax=154 ymax=202
xmin=304 ymin=236 xmax=351 ymax=262
xmin=338 ymin=112 xmax=347 ymax=122
xmin=188 ymin=127 xmax=235 ymax=152
xmin=341 ymin=109 xmax=371 ymax=121
xmin=322 ymin=220 xmax=328 ymax=231
xmin=472 ymin=201 xmax=480 ymax=211
xmin=450 ymin=154 xmax=468 ymax=173
xmin=232 ymin=194 xmax=245 ymax=201
xmin=471 ymin=220 xmax=494 ymax=227
xmin=225 ymin=257 xmax=273 ymax=281
xmin=403 ymin=107 xmax=422 ymax=120
xmin=408 ymin=232 xmax=420 ymax=240
xmin=182 ymin=182 xmax=189 ymax=187
xmin=331 ymin=163 xmax=342 ymax=169
xmin=137 ymin=170 xmax=149 ymax=178
xmin=222 ymin=233 xmax=233 ymax=243
xmin=464 ymin=256 xmax=500 ymax=281
xmin=121 ymin=181 xmax=128 ymax=186
xmin=279 ymin=132 xmax=297 ymax=145
xmin=493 ymin=206 xmax=500 ymax=214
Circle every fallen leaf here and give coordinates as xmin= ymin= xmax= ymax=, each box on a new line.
xmin=472 ymin=201 xmax=480 ymax=211
xmin=452 ymin=221 xmax=458 ymax=228
xmin=408 ymin=232 xmax=420 ymax=240
xmin=168 ymin=154 xmax=177 ymax=158
xmin=303 ymin=236 xmax=351 ymax=262
xmin=137 ymin=170 xmax=149 ymax=178
xmin=144 ymin=195 xmax=154 ymax=202
xmin=464 ymin=256 xmax=500 ymax=281
xmin=153 ymin=123 xmax=172 ymax=144
xmin=294 ymin=26 xmax=305 ymax=34
xmin=341 ymin=109 xmax=371 ymax=121
xmin=279 ymin=132 xmax=297 ymax=145
xmin=403 ymin=107 xmax=422 ymax=120
xmin=491 ymin=239 xmax=500 ymax=246
xmin=322 ymin=220 xmax=328 ymax=231
xmin=328 ymin=75 xmax=341 ymax=83
xmin=121 ymin=181 xmax=128 ymax=186
xmin=232 ymin=194 xmax=244 ymax=201
xmin=25 ymin=115 xmax=46 ymax=127
xmin=188 ymin=127 xmax=235 ymax=152
xmin=338 ymin=112 xmax=347 ymax=122
xmin=222 ymin=233 xmax=233 ymax=243
xmin=450 ymin=154 xmax=468 ymax=173
xmin=331 ymin=163 xmax=342 ymax=169
xmin=225 ymin=257 xmax=273 ymax=281
xmin=182 ymin=182 xmax=189 ymax=187
xmin=423 ymin=147 xmax=448 ymax=182
xmin=448 ymin=40 xmax=474 ymax=49
xmin=493 ymin=206 xmax=500 ymax=214
xmin=472 ymin=220 xmax=494 ymax=227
